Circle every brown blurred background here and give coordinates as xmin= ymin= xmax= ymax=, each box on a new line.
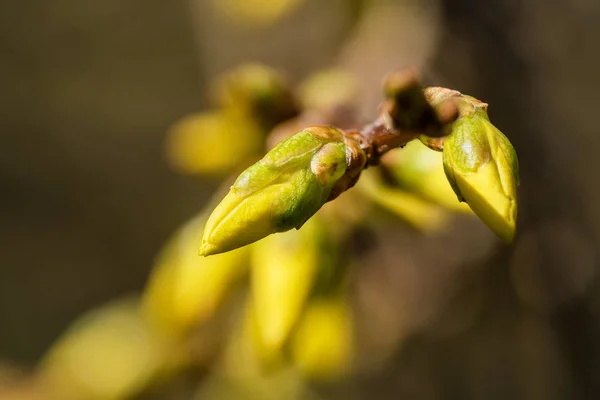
xmin=1 ymin=0 xmax=600 ymax=399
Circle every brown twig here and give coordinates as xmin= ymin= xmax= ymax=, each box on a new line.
xmin=351 ymin=68 xmax=459 ymax=166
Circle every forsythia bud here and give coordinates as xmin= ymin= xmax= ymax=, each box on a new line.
xmin=441 ymin=93 xmax=519 ymax=242
xmin=39 ymin=298 xmax=176 ymax=400
xmin=213 ymin=0 xmax=304 ymax=28
xmin=200 ymin=126 xmax=366 ymax=256
xmin=250 ymin=217 xmax=323 ymax=357
xmin=297 ymin=68 xmax=359 ymax=112
xmin=290 ymin=295 xmax=354 ymax=381
xmin=356 ymin=169 xmax=450 ymax=233
xmin=166 ymin=110 xmax=262 ymax=175
xmin=142 ymin=214 xmax=249 ymax=336
xmin=383 ymin=140 xmax=472 ymax=213
xmin=212 ymin=63 xmax=297 ymax=128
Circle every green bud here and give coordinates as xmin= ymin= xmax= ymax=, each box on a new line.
xmin=211 ymin=63 xmax=297 ymax=129
xmin=442 ymin=96 xmax=519 ymax=242
xmin=200 ymin=126 xmax=366 ymax=256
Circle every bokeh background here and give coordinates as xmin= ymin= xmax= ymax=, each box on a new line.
xmin=2 ymin=0 xmax=600 ymax=399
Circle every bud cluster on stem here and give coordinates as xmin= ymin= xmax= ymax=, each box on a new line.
xmin=199 ymin=67 xmax=519 ymax=256
xmin=356 ymin=68 xmax=459 ymax=166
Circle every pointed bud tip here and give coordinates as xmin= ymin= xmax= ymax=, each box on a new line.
xmin=198 ymin=242 xmax=218 ymax=257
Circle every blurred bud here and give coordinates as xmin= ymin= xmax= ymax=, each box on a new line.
xmin=165 ymin=109 xmax=262 ymax=175
xmin=250 ymin=217 xmax=323 ymax=358
xmin=213 ymin=0 xmax=304 ymax=28
xmin=38 ymin=297 xmax=177 ymax=400
xmin=441 ymin=94 xmax=519 ymax=242
xmin=290 ymin=294 xmax=354 ymax=382
xmin=200 ymin=126 xmax=366 ymax=256
xmin=142 ymin=213 xmax=249 ymax=336
xmin=197 ymin=301 xmax=307 ymax=400
xmin=382 ymin=140 xmax=472 ymax=213
xmin=297 ymin=68 xmax=360 ymax=112
xmin=212 ymin=63 xmax=297 ymax=129
xmin=226 ymin=301 xmax=287 ymax=375
xmin=356 ymin=169 xmax=450 ymax=233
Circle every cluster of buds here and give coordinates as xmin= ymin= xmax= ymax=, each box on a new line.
xmin=200 ymin=68 xmax=519 ymax=255
xmin=35 ymin=65 xmax=521 ymax=400
xmin=165 ymin=63 xmax=298 ymax=176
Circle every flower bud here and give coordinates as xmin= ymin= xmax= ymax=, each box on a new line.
xmin=290 ymin=294 xmax=354 ymax=381
xmin=383 ymin=140 xmax=472 ymax=213
xmin=212 ymin=63 xmax=297 ymax=129
xmin=442 ymin=96 xmax=519 ymax=242
xmin=213 ymin=0 xmax=304 ymax=28
xmin=297 ymin=68 xmax=360 ymax=112
xmin=200 ymin=126 xmax=366 ymax=256
xmin=142 ymin=213 xmax=249 ymax=336
xmin=165 ymin=109 xmax=262 ymax=175
xmin=39 ymin=298 xmax=178 ymax=400
xmin=250 ymin=217 xmax=323 ymax=358
xmin=356 ymin=169 xmax=450 ymax=233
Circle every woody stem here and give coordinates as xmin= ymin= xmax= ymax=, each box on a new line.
xmin=353 ymin=68 xmax=458 ymax=166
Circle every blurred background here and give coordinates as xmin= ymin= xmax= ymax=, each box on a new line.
xmin=1 ymin=0 xmax=600 ymax=399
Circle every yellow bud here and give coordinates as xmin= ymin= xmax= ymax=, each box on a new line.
xmin=356 ymin=169 xmax=450 ymax=233
xmin=443 ymin=99 xmax=519 ymax=242
xmin=383 ymin=140 xmax=472 ymax=213
xmin=212 ymin=0 xmax=304 ymax=28
xmin=165 ymin=109 xmax=262 ymax=175
xmin=198 ymin=300 xmax=308 ymax=400
xmin=250 ymin=217 xmax=323 ymax=358
xmin=142 ymin=213 xmax=249 ymax=336
xmin=297 ymin=68 xmax=359 ymax=111
xmin=290 ymin=295 xmax=354 ymax=381
xmin=38 ymin=297 xmax=175 ymax=400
